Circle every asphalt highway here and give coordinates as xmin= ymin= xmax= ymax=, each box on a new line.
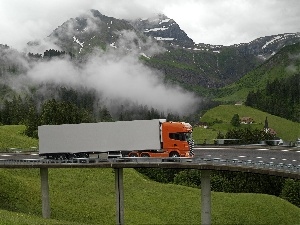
xmin=0 ymin=146 xmax=299 ymax=166
xmin=193 ymin=145 xmax=300 ymax=166
xmin=0 ymin=152 xmax=40 ymax=160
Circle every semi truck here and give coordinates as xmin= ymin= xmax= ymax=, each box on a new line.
xmin=38 ymin=119 xmax=194 ymax=159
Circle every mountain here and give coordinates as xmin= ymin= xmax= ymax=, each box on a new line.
xmin=44 ymin=11 xmax=195 ymax=54
xmin=46 ymin=9 xmax=136 ymax=55
xmin=1 ymin=9 xmax=300 ymax=95
xmin=232 ymin=33 xmax=300 ymax=59
xmin=39 ymin=10 xmax=300 ymax=90
xmin=142 ymin=45 xmax=261 ymax=90
xmin=140 ymin=32 xmax=300 ymax=88
xmin=215 ymin=42 xmax=300 ymax=102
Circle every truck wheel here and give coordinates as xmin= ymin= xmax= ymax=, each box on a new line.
xmin=169 ymin=152 xmax=180 ymax=157
xmin=129 ymin=153 xmax=138 ymax=157
xmin=141 ymin=153 xmax=150 ymax=157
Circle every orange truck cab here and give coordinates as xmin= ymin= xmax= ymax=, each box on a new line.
xmin=128 ymin=121 xmax=194 ymax=158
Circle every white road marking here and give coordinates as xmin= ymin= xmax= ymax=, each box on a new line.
xmin=257 ymin=148 xmax=269 ymax=151
xmin=256 ymin=156 xmax=263 ymax=159
xmin=238 ymin=155 xmax=246 ymax=158
xmin=281 ymin=150 xmax=289 ymax=152
xmin=1 ymin=154 xmax=11 ymax=157
xmin=282 ymin=159 xmax=287 ymax=161
xmin=270 ymin=157 xmax=276 ymax=160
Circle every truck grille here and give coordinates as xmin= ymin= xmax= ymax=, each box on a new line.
xmin=188 ymin=140 xmax=195 ymax=156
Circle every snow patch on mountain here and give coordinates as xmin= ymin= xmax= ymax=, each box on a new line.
xmin=159 ymin=19 xmax=171 ymax=24
xmin=261 ymin=33 xmax=297 ymax=49
xmin=140 ymin=53 xmax=150 ymax=59
xmin=110 ymin=42 xmax=117 ymax=48
xmin=144 ymin=27 xmax=169 ymax=32
xmin=73 ymin=36 xmax=84 ymax=48
xmin=154 ymin=37 xmax=174 ymax=41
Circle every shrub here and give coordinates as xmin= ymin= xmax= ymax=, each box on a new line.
xmin=174 ymin=169 xmax=201 ymax=188
xmin=280 ymin=179 xmax=300 ymax=207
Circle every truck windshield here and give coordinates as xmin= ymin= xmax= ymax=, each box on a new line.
xmin=185 ymin=133 xmax=192 ymax=141
xmin=169 ymin=132 xmax=192 ymax=141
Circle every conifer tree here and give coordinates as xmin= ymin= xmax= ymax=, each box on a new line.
xmin=230 ymin=114 xmax=240 ymax=127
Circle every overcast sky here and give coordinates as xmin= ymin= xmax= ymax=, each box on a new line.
xmin=0 ymin=0 xmax=299 ymax=51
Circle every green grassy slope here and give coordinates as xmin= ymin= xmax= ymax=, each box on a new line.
xmin=0 ymin=125 xmax=38 ymax=150
xmin=215 ymin=42 xmax=300 ymax=102
xmin=0 ymin=209 xmax=85 ymax=225
xmin=143 ymin=47 xmax=260 ymax=94
xmin=194 ymin=105 xmax=300 ymax=143
xmin=0 ymin=168 xmax=299 ymax=225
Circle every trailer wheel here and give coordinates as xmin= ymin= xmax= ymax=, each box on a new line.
xmin=141 ymin=153 xmax=150 ymax=157
xmin=129 ymin=153 xmax=138 ymax=157
xmin=169 ymin=152 xmax=180 ymax=157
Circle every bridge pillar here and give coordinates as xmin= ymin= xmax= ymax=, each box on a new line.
xmin=201 ymin=170 xmax=211 ymax=225
xmin=115 ymin=168 xmax=124 ymax=225
xmin=40 ymin=168 xmax=51 ymax=218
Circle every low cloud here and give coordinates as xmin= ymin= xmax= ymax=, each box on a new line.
xmin=26 ymin=53 xmax=198 ymax=115
xmin=285 ymin=53 xmax=300 ymax=73
xmin=14 ymin=32 xmax=199 ymax=116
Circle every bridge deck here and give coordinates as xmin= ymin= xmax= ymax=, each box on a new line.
xmin=0 ymin=157 xmax=299 ymax=179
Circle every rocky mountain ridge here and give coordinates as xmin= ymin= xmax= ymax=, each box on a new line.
xmin=46 ymin=9 xmax=136 ymax=55
xmin=128 ymin=12 xmax=300 ymax=60
xmin=129 ymin=14 xmax=194 ymax=48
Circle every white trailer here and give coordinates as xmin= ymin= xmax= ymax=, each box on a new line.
xmin=38 ymin=119 xmax=165 ymax=159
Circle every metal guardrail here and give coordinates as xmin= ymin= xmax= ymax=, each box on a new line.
xmin=0 ymin=157 xmax=299 ymax=177
xmin=122 ymin=157 xmax=300 ymax=174
xmin=0 ymin=147 xmax=38 ymax=153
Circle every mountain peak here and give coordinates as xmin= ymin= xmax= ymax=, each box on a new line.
xmin=130 ymin=14 xmax=194 ymax=47
xmin=90 ymin=9 xmax=103 ymax=17
xmin=45 ymin=9 xmax=135 ymax=54
xmin=89 ymin=9 xmax=115 ymax=21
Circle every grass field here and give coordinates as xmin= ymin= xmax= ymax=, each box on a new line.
xmin=0 ymin=168 xmax=299 ymax=225
xmin=0 ymin=125 xmax=38 ymax=151
xmin=193 ymin=105 xmax=300 ymax=144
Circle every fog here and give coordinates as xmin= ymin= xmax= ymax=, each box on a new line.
xmin=14 ymin=31 xmax=200 ymax=116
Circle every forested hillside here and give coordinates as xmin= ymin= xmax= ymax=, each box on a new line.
xmin=214 ymin=43 xmax=300 ymax=103
xmin=245 ymin=74 xmax=300 ymax=122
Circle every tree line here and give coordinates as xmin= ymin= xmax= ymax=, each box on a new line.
xmin=245 ymin=73 xmax=300 ymax=122
xmin=216 ymin=127 xmax=276 ymax=145
xmin=28 ymin=49 xmax=75 ymax=59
